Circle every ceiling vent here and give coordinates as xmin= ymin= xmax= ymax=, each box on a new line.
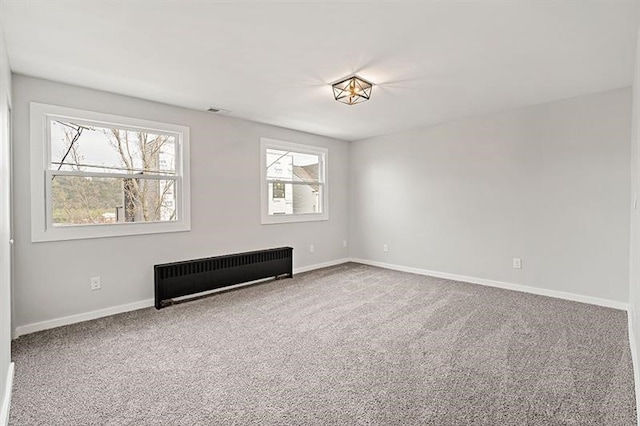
xmin=207 ymin=107 xmax=231 ymax=115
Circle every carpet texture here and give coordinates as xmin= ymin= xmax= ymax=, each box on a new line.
xmin=9 ymin=263 xmax=637 ymax=425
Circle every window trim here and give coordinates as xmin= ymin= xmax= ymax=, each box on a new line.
xmin=30 ymin=102 xmax=191 ymax=242
xmin=260 ymin=138 xmax=329 ymax=224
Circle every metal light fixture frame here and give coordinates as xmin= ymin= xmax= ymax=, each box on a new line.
xmin=332 ymin=75 xmax=373 ymax=105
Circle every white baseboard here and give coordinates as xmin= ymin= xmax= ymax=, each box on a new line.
xmin=13 ymin=258 xmax=352 ymax=338
xmin=628 ymin=308 xmax=640 ymax=426
xmin=14 ymin=298 xmax=154 ymax=338
xmin=0 ymin=362 xmax=14 ymax=426
xmin=14 ymin=257 xmax=622 ymax=338
xmin=350 ymin=258 xmax=628 ymax=311
xmin=294 ymin=258 xmax=351 ymax=274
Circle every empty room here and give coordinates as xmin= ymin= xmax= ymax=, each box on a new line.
xmin=1 ymin=0 xmax=640 ymax=425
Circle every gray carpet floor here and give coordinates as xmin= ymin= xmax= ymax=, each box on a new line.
xmin=9 ymin=263 xmax=637 ymax=425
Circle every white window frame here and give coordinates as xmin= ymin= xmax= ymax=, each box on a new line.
xmin=260 ymin=138 xmax=329 ymax=224
xmin=30 ymin=102 xmax=191 ymax=242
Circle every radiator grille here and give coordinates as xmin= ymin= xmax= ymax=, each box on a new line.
xmin=158 ymin=249 xmax=292 ymax=280
xmin=154 ymin=247 xmax=293 ymax=309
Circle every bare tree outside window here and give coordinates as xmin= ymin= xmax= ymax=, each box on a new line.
xmin=109 ymin=129 xmax=176 ymax=222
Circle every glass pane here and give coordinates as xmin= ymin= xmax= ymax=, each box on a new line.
xmin=266 ymin=148 xmax=320 ymax=183
xmin=52 ymin=175 xmax=177 ymax=225
xmin=50 ymin=120 xmax=176 ymax=174
xmin=267 ymin=182 xmax=322 ymax=215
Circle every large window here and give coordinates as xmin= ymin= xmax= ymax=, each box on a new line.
xmin=30 ymin=103 xmax=190 ymax=241
xmin=260 ymin=138 xmax=328 ymax=224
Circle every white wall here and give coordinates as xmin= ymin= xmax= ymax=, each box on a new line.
xmin=350 ymin=88 xmax=631 ymax=304
xmin=628 ymin=24 xmax=640 ymax=425
xmin=0 ymin=13 xmax=12 ymax=424
xmin=11 ymin=75 xmax=349 ymax=331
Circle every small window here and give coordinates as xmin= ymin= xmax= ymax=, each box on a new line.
xmin=260 ymin=138 xmax=328 ymax=224
xmin=30 ymin=103 xmax=191 ymax=241
xmin=272 ymin=182 xmax=286 ymax=199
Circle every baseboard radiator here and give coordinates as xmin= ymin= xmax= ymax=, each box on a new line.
xmin=154 ymin=247 xmax=293 ymax=309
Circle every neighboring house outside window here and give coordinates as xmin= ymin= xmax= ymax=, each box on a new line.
xmin=30 ymin=102 xmax=191 ymax=242
xmin=260 ymin=138 xmax=328 ymax=224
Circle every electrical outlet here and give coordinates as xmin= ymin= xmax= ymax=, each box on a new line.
xmin=513 ymin=258 xmax=522 ymax=269
xmin=90 ymin=276 xmax=101 ymax=290
xmin=342 ymin=240 xmax=348 ymax=248
xmin=383 ymin=244 xmax=389 ymax=253
xmin=309 ymin=244 xmax=315 ymax=253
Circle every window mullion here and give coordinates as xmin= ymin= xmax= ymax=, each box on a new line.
xmin=266 ymin=179 xmax=323 ymax=186
xmin=50 ymin=170 xmax=176 ymax=181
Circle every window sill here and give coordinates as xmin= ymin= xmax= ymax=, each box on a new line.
xmin=32 ymin=221 xmax=191 ymax=242
xmin=261 ymin=212 xmax=329 ymax=225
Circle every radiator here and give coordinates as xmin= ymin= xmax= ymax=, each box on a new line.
xmin=154 ymin=247 xmax=293 ymax=309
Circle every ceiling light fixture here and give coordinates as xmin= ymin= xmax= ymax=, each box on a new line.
xmin=332 ymin=75 xmax=373 ymax=105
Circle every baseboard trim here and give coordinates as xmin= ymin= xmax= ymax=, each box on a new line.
xmin=14 ymin=298 xmax=154 ymax=338
xmin=13 ymin=258 xmax=352 ymax=338
xmin=350 ymin=258 xmax=628 ymax=311
xmin=294 ymin=258 xmax=351 ymax=274
xmin=628 ymin=308 xmax=640 ymax=426
xmin=0 ymin=362 xmax=14 ymax=426
xmin=16 ymin=257 xmax=619 ymax=338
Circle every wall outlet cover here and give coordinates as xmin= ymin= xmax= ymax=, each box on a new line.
xmin=513 ymin=258 xmax=522 ymax=269
xmin=90 ymin=276 xmax=101 ymax=290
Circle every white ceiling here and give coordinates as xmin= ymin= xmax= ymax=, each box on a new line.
xmin=2 ymin=1 xmax=639 ymax=141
